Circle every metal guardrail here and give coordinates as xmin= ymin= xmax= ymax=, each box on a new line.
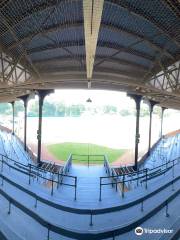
xmin=104 ymin=154 xmax=113 ymax=175
xmin=0 ymin=150 xmax=179 ymax=237
xmin=0 ymin=171 xmax=179 ymax=240
xmin=71 ymin=154 xmax=105 ymax=167
xmin=99 ymin=157 xmax=180 ymax=201
xmin=63 ymin=154 xmax=73 ymax=174
xmin=0 ymin=153 xmax=77 ymax=200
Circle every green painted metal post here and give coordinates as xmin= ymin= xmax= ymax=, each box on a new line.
xmin=148 ymin=100 xmax=157 ymax=155
xmin=19 ymin=95 xmax=29 ymax=151
xmin=127 ymin=94 xmax=142 ymax=171
xmin=36 ymin=90 xmax=54 ymax=165
xmin=10 ymin=101 xmax=15 ymax=135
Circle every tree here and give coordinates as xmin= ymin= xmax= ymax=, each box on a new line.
xmin=27 ymin=100 xmax=39 ymax=117
xmin=103 ymin=105 xmax=117 ymax=114
xmin=43 ymin=101 xmax=56 ymax=116
xmin=55 ymin=102 xmax=66 ymax=117
xmin=14 ymin=101 xmax=24 ymax=116
xmin=0 ymin=103 xmax=11 ymax=115
xmin=119 ymin=109 xmax=131 ymax=116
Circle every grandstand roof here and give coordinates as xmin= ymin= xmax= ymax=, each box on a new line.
xmin=0 ymin=0 xmax=180 ymax=108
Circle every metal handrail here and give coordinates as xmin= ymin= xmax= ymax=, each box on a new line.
xmin=99 ymin=157 xmax=180 ymax=201
xmin=104 ymin=154 xmax=116 ymax=178
xmin=63 ymin=154 xmax=72 ymax=174
xmin=71 ymin=154 xmax=105 ymax=167
xmin=0 ymin=172 xmax=179 ymax=239
xmin=0 ymin=153 xmax=77 ymax=200
xmin=0 ymin=152 xmax=179 ymax=234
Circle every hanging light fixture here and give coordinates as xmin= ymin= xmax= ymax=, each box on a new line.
xmin=86 ymin=98 xmax=92 ymax=103
xmin=86 ymin=80 xmax=92 ymax=102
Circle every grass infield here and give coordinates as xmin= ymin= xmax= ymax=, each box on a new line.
xmin=47 ymin=142 xmax=126 ymax=163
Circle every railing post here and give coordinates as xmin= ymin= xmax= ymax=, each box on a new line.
xmin=34 ymin=196 xmax=38 ymax=208
xmin=47 ymin=224 xmax=50 ymax=240
xmin=99 ymin=178 xmax=102 ymax=201
xmin=112 ymin=172 xmax=114 ymax=188
xmin=172 ymin=160 xmax=174 ymax=178
xmin=57 ymin=172 xmax=60 ymax=189
xmin=141 ymin=200 xmax=144 ymax=212
xmin=60 ymin=173 xmax=63 ymax=185
xmin=1 ymin=156 xmax=3 ymax=172
xmin=165 ymin=201 xmax=169 ymax=217
xmin=90 ymin=211 xmax=93 ymax=226
xmin=74 ymin=177 xmax=77 ymax=200
xmin=37 ymin=167 xmax=39 ymax=182
xmin=122 ymin=174 xmax=125 ymax=198
xmin=29 ymin=164 xmax=31 ymax=185
xmin=115 ymin=177 xmax=118 ymax=192
xmin=51 ymin=173 xmax=54 ymax=196
xmin=172 ymin=179 xmax=174 ymax=191
xmin=113 ymin=231 xmax=115 ymax=240
xmin=145 ymin=168 xmax=148 ymax=189
xmin=136 ymin=170 xmax=139 ymax=186
xmin=8 ymin=201 xmax=11 ymax=214
xmin=1 ymin=175 xmax=3 ymax=186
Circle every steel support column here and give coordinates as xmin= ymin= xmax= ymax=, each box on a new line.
xmin=128 ymin=94 xmax=142 ymax=170
xmin=36 ymin=89 xmax=54 ymax=165
xmin=19 ymin=95 xmax=29 ymax=151
xmin=148 ymin=100 xmax=157 ymax=154
xmin=160 ymin=107 xmax=167 ymax=138
xmin=10 ymin=101 xmax=15 ymax=135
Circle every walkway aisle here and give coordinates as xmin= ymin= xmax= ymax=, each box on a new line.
xmin=57 ymin=164 xmax=122 ymax=208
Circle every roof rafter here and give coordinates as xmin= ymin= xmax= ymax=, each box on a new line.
xmin=7 ymin=22 xmax=83 ymax=50
xmin=7 ymin=21 xmax=174 ymax=61
xmin=33 ymin=55 xmax=149 ymax=72
xmin=107 ymin=0 xmax=180 ymax=48
xmin=161 ymin=0 xmax=180 ymax=18
xmin=40 ymin=65 xmax=145 ymax=80
xmin=27 ymin=40 xmax=154 ymax=63
xmin=0 ymin=12 xmax=40 ymax=80
xmin=101 ymin=23 xmax=174 ymax=60
xmin=0 ymin=0 xmax=78 ymax=37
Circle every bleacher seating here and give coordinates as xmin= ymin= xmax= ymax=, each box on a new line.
xmin=0 ymin=129 xmax=179 ymax=240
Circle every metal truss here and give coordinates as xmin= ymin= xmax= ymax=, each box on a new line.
xmin=148 ymin=61 xmax=180 ymax=93
xmin=0 ymin=51 xmax=31 ymax=86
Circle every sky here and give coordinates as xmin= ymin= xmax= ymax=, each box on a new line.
xmin=29 ymin=89 xmax=180 ymax=115
xmin=45 ymin=89 xmax=136 ymax=109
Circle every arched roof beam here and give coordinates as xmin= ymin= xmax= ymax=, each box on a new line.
xmin=101 ymin=23 xmax=174 ymax=60
xmin=0 ymin=0 xmax=78 ymax=37
xmin=39 ymin=65 xmax=146 ymax=80
xmin=7 ymin=22 xmax=83 ymax=50
xmin=27 ymin=40 xmax=154 ymax=63
xmin=0 ymin=0 xmax=10 ymax=9
xmin=7 ymin=21 xmax=174 ymax=60
xmin=33 ymin=55 xmax=149 ymax=72
xmin=0 ymin=12 xmax=40 ymax=80
xmin=106 ymin=0 xmax=180 ymax=48
xmin=161 ymin=0 xmax=180 ymax=19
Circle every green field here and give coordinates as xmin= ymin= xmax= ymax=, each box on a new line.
xmin=47 ymin=142 xmax=126 ymax=163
